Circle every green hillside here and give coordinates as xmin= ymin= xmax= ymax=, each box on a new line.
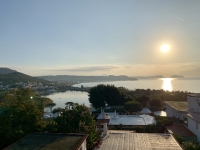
xmin=0 ymin=67 xmax=16 ymax=74
xmin=0 ymin=72 xmax=49 ymax=85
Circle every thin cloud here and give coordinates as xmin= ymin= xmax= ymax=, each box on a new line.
xmin=175 ymin=17 xmax=184 ymax=21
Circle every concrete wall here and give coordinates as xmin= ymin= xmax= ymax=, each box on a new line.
xmin=187 ymin=117 xmax=200 ymax=142
xmin=187 ymin=96 xmax=200 ymax=113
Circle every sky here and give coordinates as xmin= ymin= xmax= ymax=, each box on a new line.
xmin=1 ymin=0 xmax=200 ymax=77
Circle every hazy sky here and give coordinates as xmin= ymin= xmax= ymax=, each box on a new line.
xmin=1 ymin=1 xmax=200 ymax=77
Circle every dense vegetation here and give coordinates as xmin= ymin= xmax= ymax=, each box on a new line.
xmin=47 ymin=103 xmax=102 ymax=149
xmin=89 ymin=85 xmax=188 ymax=112
xmin=89 ymin=84 xmax=132 ymax=109
xmin=0 ymin=89 xmax=101 ymax=150
xmin=0 ymin=88 xmax=47 ymax=149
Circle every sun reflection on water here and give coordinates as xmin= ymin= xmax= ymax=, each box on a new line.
xmin=161 ymin=78 xmax=173 ymax=91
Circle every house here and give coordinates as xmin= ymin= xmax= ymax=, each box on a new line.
xmin=97 ymin=130 xmax=182 ymax=150
xmin=186 ymin=93 xmax=200 ymax=142
xmin=43 ymin=112 xmax=61 ymax=118
xmin=164 ymin=101 xmax=188 ymax=120
xmin=4 ymin=133 xmax=88 ymax=150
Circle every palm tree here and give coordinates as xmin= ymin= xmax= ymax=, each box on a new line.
xmin=65 ymin=102 xmax=74 ymax=110
xmin=45 ymin=103 xmax=56 ymax=112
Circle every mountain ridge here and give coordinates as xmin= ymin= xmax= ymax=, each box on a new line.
xmin=0 ymin=68 xmax=49 ymax=85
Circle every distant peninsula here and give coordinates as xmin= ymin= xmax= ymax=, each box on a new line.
xmin=39 ymin=75 xmax=137 ymax=84
xmin=0 ymin=67 xmax=49 ymax=85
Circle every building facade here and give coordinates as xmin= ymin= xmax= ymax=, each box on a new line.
xmin=187 ymin=94 xmax=200 ymax=142
xmin=165 ymin=101 xmax=188 ymax=120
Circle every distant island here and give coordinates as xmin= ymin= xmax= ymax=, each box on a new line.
xmin=131 ymin=75 xmax=164 ymax=79
xmin=39 ymin=75 xmax=137 ymax=84
xmin=171 ymin=75 xmax=184 ymax=78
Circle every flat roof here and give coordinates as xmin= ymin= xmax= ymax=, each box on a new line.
xmin=4 ymin=133 xmax=88 ymax=150
xmin=165 ymin=124 xmax=196 ymax=137
xmin=164 ymin=101 xmax=188 ymax=112
xmin=97 ymin=113 xmax=155 ymax=125
xmin=98 ymin=131 xmax=182 ymax=150
xmin=187 ymin=93 xmax=200 ymax=98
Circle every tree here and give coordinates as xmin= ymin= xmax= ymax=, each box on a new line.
xmin=173 ymin=134 xmax=184 ymax=144
xmin=182 ymin=140 xmax=200 ymax=150
xmin=88 ymin=84 xmax=131 ymax=109
xmin=149 ymin=98 xmax=163 ymax=111
xmin=45 ymin=103 xmax=56 ymax=112
xmin=52 ymin=107 xmax=63 ymax=114
xmin=124 ymin=101 xmax=142 ymax=113
xmin=0 ymin=90 xmax=44 ymax=149
xmin=55 ymin=103 xmax=101 ymax=150
xmin=136 ymin=95 xmax=150 ymax=107
xmin=65 ymin=101 xmax=74 ymax=109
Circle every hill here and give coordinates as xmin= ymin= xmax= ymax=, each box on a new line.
xmin=0 ymin=67 xmax=16 ymax=74
xmin=39 ymin=75 xmax=137 ymax=84
xmin=0 ymin=71 xmax=49 ymax=85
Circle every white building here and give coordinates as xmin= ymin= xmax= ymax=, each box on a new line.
xmin=187 ymin=93 xmax=200 ymax=142
xmin=164 ymin=101 xmax=188 ymax=120
xmin=97 ymin=110 xmax=156 ymax=129
xmin=43 ymin=112 xmax=61 ymax=119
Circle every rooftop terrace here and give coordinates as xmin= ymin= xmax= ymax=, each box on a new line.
xmin=97 ymin=112 xmax=155 ymax=125
xmin=98 ymin=131 xmax=182 ymax=150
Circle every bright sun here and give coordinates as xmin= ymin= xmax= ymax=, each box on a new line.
xmin=160 ymin=44 xmax=170 ymax=53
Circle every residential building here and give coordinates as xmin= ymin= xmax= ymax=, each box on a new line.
xmin=164 ymin=101 xmax=188 ymax=120
xmin=187 ymin=93 xmax=200 ymax=142
xmin=97 ymin=110 xmax=156 ymax=129
xmin=4 ymin=133 xmax=88 ymax=150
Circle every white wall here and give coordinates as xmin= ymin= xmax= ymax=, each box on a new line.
xmin=165 ymin=104 xmax=186 ymax=120
xmin=187 ymin=96 xmax=200 ymax=113
xmin=187 ymin=117 xmax=200 ymax=142
xmin=79 ymin=140 xmax=87 ymax=150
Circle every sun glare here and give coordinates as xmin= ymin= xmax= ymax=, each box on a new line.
xmin=160 ymin=44 xmax=170 ymax=53
xmin=162 ymin=78 xmax=173 ymax=91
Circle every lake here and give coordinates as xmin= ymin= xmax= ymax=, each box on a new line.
xmin=47 ymin=78 xmax=200 ymax=108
